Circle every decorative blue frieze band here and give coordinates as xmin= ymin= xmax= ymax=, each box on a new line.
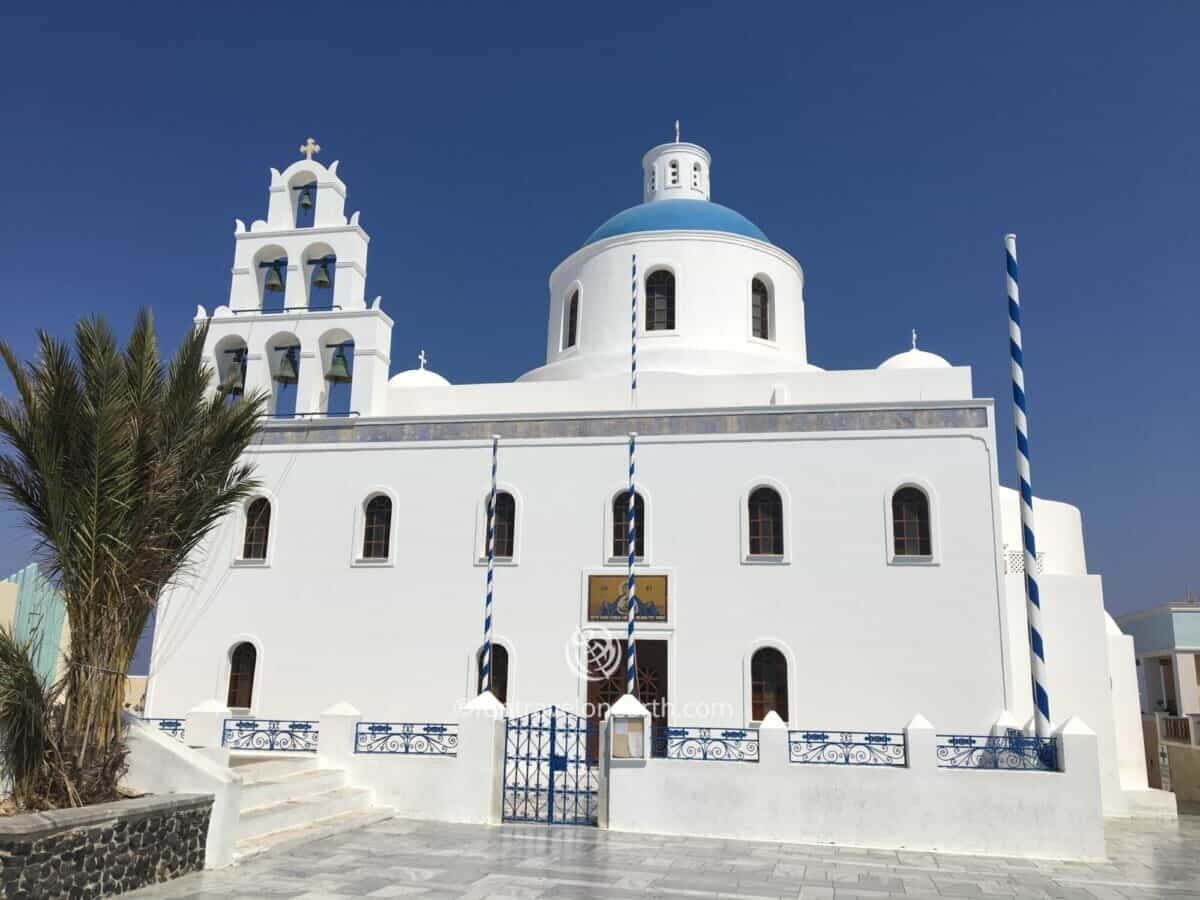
xmin=936 ymin=732 xmax=1058 ymax=771
xmin=653 ymin=726 xmax=759 ymax=762
xmin=143 ymin=718 xmax=186 ymax=742
xmin=788 ymin=730 xmax=907 ymax=767
xmin=354 ymin=722 xmax=459 ymax=756
xmin=256 ymin=406 xmax=989 ymax=447
xmin=221 ymin=719 xmax=319 ymax=752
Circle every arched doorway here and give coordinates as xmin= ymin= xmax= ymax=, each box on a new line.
xmin=227 ymin=642 xmax=257 ymax=710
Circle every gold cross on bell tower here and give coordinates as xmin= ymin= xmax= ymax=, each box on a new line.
xmin=299 ymin=137 xmax=321 ymax=160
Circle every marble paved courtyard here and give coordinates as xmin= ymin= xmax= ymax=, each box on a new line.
xmin=126 ymin=815 xmax=1200 ymax=900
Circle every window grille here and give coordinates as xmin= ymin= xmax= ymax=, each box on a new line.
xmin=748 ymin=487 xmax=784 ymax=556
xmin=493 ymin=492 xmax=516 ymax=559
xmin=751 ymin=278 xmax=770 ymax=339
xmin=362 ymin=496 xmax=392 ymax=559
xmin=892 ymin=487 xmax=931 ymax=557
xmin=613 ymin=492 xmax=645 ymax=558
xmin=242 ymin=498 xmax=271 ymax=560
xmin=645 ymin=271 xmax=675 ymax=331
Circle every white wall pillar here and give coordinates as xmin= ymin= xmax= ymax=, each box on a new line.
xmin=904 ymin=713 xmax=936 ymax=772
xmin=1172 ymin=652 xmax=1200 ymax=717
xmin=758 ymin=710 xmax=788 ymax=772
xmin=184 ymin=699 xmax=232 ymax=767
xmin=458 ymin=691 xmax=506 ymax=824
xmin=317 ymin=701 xmax=362 ymax=773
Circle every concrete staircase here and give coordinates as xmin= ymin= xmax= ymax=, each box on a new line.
xmin=230 ymin=754 xmax=392 ymax=861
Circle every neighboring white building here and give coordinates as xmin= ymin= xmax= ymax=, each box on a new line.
xmin=143 ymin=135 xmax=1171 ymax=854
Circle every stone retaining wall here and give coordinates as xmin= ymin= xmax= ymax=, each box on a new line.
xmin=0 ymin=793 xmax=211 ymax=899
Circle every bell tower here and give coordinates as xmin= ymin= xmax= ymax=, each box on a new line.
xmin=198 ymin=139 xmax=393 ymax=418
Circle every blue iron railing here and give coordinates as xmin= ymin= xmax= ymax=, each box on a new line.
xmin=142 ymin=718 xmax=186 ymax=742
xmin=936 ymin=732 xmax=1058 ymax=771
xmin=652 ymin=726 xmax=759 ymax=762
xmin=221 ymin=719 xmax=319 ymax=752
xmin=355 ymin=722 xmax=458 ymax=756
xmin=788 ymin=730 xmax=907 ymax=767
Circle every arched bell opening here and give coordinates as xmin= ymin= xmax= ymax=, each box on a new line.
xmin=304 ymin=243 xmax=337 ymax=311
xmin=266 ymin=332 xmax=301 ymax=419
xmin=214 ymin=336 xmax=248 ymax=404
xmin=291 ymin=174 xmax=317 ymax=229
xmin=254 ymin=246 xmax=288 ymax=313
xmin=319 ymin=328 xmax=355 ymax=417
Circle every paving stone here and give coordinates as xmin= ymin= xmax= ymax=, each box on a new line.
xmin=117 ymin=814 xmax=1200 ymax=900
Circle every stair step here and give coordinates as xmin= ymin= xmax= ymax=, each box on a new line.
xmin=233 ymin=807 xmax=394 ymax=863
xmin=237 ymin=787 xmax=373 ymax=843
xmin=239 ymin=767 xmax=347 ymax=807
xmin=231 ymin=754 xmax=320 ymax=784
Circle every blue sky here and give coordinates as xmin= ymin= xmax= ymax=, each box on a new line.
xmin=0 ymin=2 xmax=1196 ymax=618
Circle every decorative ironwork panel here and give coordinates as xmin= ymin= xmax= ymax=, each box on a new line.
xmin=143 ymin=718 xmax=186 ymax=742
xmin=355 ymin=722 xmax=458 ymax=756
xmin=502 ymin=706 xmax=598 ymax=826
xmin=936 ymin=732 xmax=1058 ymax=771
xmin=221 ymin=719 xmax=319 ymax=752
xmin=788 ymin=730 xmax=906 ymax=767
xmin=652 ymin=726 xmax=759 ymax=762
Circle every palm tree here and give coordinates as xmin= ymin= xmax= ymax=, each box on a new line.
xmin=0 ymin=310 xmax=265 ymax=805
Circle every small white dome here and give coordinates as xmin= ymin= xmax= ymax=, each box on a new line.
xmin=878 ymin=347 xmax=952 ymax=371
xmin=389 ymin=367 xmax=451 ymax=388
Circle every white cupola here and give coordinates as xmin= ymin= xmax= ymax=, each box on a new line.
xmin=643 ymin=122 xmax=710 ymax=203
xmin=878 ymin=331 xmax=953 ymax=370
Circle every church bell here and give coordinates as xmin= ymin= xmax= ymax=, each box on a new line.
xmin=274 ymin=349 xmax=299 ymax=385
xmin=299 ymin=188 xmax=314 ymax=210
xmin=325 ymin=345 xmax=352 ymax=383
xmin=312 ymin=261 xmax=333 ymax=290
xmin=263 ymin=265 xmax=285 ymax=293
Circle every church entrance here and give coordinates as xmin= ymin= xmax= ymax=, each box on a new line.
xmin=587 ymin=638 xmax=668 ymax=758
xmin=501 ymin=706 xmax=598 ymax=826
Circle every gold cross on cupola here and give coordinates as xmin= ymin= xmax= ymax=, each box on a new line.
xmin=299 ymin=137 xmax=321 ymax=160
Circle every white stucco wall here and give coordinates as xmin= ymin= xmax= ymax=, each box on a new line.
xmin=147 ymin=411 xmax=1013 ymax=738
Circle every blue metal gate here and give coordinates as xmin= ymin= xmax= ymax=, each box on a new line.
xmin=502 ymin=706 xmax=598 ymax=825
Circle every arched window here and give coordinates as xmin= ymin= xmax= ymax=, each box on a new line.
xmin=491 ymin=491 xmax=516 ymax=559
xmin=227 ymin=642 xmax=257 ymax=710
xmin=477 ymin=644 xmax=509 ymax=704
xmin=562 ymin=290 xmax=579 ymax=349
xmin=645 ymin=270 xmax=676 ymax=331
xmin=692 ymin=162 xmax=702 ymax=189
xmin=612 ymin=491 xmax=645 ymax=559
xmin=243 ymin=498 xmax=271 ymax=560
xmin=748 ymin=487 xmax=784 ymax=556
xmin=751 ymin=647 xmax=788 ymax=721
xmin=362 ymin=495 xmax=393 ymax=560
xmin=751 ymin=277 xmax=771 ymax=340
xmin=649 ymin=167 xmax=657 ymax=192
xmin=258 ymin=257 xmax=287 ymax=313
xmin=892 ymin=487 xmax=932 ymax=557
xmin=294 ymin=180 xmax=316 ymax=228
xmin=307 ymin=254 xmax=336 ymax=311
xmin=668 ymin=160 xmax=679 ymax=186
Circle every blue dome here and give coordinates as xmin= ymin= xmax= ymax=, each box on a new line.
xmin=584 ymin=199 xmax=769 ymax=246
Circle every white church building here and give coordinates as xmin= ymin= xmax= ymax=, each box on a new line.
xmin=132 ymin=134 xmax=1174 ymax=865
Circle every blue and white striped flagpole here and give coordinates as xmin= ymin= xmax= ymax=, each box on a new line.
xmin=481 ymin=434 xmax=499 ymax=695
xmin=630 ymin=254 xmax=638 ymax=408
xmin=627 ymin=432 xmax=638 ymax=697
xmin=627 ymin=252 xmax=639 ymax=696
xmin=1006 ymin=234 xmax=1051 ymax=737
